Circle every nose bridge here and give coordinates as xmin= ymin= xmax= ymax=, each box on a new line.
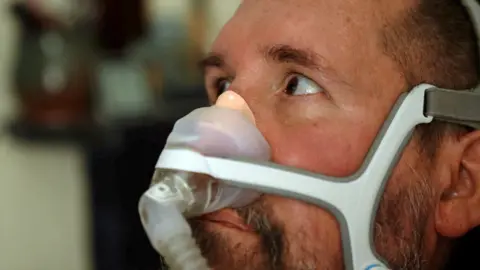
xmin=225 ymin=58 xmax=271 ymax=113
xmin=215 ymin=64 xmax=277 ymax=148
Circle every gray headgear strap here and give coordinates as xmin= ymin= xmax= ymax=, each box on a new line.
xmin=424 ymin=87 xmax=480 ymax=130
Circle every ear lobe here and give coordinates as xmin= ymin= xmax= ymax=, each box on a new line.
xmin=435 ymin=130 xmax=480 ymax=238
xmin=435 ymin=196 xmax=470 ymax=238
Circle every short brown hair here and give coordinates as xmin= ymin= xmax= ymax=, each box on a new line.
xmin=381 ymin=0 xmax=479 ymax=157
xmin=381 ymin=1 xmax=480 ymax=266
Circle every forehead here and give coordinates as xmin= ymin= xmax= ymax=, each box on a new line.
xmin=212 ymin=0 xmax=390 ymax=79
xmin=216 ymin=1 xmax=382 ymax=46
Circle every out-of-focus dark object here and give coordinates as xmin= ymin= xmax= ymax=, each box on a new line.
xmin=445 ymin=226 xmax=480 ymax=269
xmin=86 ymin=121 xmax=172 ymax=270
xmin=11 ymin=2 xmax=95 ymax=133
xmin=91 ymin=0 xmax=209 ymax=126
xmin=96 ymin=0 xmax=146 ymax=55
xmin=92 ymin=0 xmax=157 ymax=125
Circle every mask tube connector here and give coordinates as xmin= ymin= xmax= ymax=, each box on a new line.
xmin=139 ymin=167 xmax=262 ymax=270
xmin=139 ymin=172 xmax=210 ymax=270
xmin=139 ymin=195 xmax=208 ymax=270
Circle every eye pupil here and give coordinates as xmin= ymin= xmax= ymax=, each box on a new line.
xmin=286 ymin=76 xmax=299 ymax=95
xmin=216 ymin=80 xmax=231 ymax=96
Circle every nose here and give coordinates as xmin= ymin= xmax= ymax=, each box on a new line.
xmin=215 ymin=90 xmax=256 ymax=125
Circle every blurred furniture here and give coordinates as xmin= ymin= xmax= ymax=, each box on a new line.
xmin=11 ymin=2 xmax=94 ymax=133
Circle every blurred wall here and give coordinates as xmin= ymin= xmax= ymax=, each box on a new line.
xmin=205 ymin=0 xmax=242 ymax=52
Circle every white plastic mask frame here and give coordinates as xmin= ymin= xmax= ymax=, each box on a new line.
xmin=154 ymin=84 xmax=480 ymax=269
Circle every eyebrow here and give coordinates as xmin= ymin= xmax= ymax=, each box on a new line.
xmin=261 ymin=44 xmax=329 ymax=71
xmin=198 ymin=44 xmax=335 ymax=76
xmin=198 ymin=53 xmax=226 ymax=74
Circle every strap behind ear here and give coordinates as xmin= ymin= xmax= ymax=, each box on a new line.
xmin=424 ymin=87 xmax=480 ymax=130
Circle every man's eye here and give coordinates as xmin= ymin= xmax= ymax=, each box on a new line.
xmin=285 ymin=74 xmax=323 ymax=96
xmin=215 ymin=79 xmax=232 ymax=96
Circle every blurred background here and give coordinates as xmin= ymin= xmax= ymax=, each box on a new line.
xmin=0 ymin=0 xmax=240 ymax=269
xmin=1 ymin=1 xmax=480 ymax=270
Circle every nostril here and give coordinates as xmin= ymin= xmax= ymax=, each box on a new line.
xmin=215 ymin=91 xmax=256 ymax=125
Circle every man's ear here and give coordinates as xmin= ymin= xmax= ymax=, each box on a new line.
xmin=436 ymin=130 xmax=480 ymax=238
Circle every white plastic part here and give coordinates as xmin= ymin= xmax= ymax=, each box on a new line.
xmin=154 ymin=84 xmax=434 ymax=270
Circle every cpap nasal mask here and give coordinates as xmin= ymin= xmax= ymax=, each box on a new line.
xmin=139 ymin=84 xmax=480 ymax=270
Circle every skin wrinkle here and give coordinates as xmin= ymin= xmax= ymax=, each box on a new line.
xmin=156 ymin=0 xmax=480 ymax=269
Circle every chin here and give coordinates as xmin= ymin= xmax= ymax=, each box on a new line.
xmin=189 ymin=219 xmax=264 ymax=269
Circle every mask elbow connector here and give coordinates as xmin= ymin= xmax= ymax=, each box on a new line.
xmin=139 ymin=171 xmax=212 ymax=270
xmin=139 ymin=169 xmax=262 ymax=270
xmin=139 ymin=196 xmax=205 ymax=269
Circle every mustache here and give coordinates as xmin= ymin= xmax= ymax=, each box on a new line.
xmin=235 ymin=200 xmax=285 ymax=269
xmin=235 ymin=201 xmax=273 ymax=234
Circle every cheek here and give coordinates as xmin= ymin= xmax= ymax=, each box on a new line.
xmin=264 ymin=118 xmax=376 ymax=177
xmin=265 ymin=195 xmax=344 ymax=260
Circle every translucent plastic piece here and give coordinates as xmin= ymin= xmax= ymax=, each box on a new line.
xmin=139 ymin=193 xmax=210 ymax=270
xmin=165 ymin=106 xmax=271 ymax=161
xmin=155 ymin=106 xmax=271 ymax=216
xmin=150 ymin=169 xmax=263 ymax=217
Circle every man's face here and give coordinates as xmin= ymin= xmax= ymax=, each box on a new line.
xmin=190 ymin=0 xmax=443 ymax=269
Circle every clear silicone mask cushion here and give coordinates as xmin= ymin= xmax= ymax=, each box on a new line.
xmin=147 ymin=84 xmax=480 ymax=270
